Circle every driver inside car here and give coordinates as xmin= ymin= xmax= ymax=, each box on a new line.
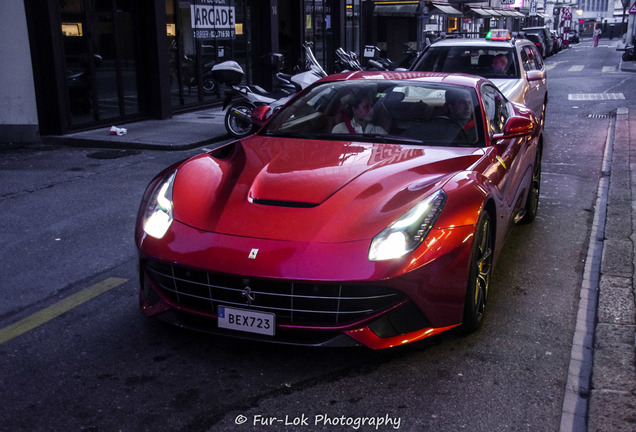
xmin=401 ymin=88 xmax=476 ymax=145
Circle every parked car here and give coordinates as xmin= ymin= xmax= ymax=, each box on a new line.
xmin=525 ymin=33 xmax=546 ymax=58
xmin=522 ymin=27 xmax=553 ymax=58
xmin=409 ymin=32 xmax=549 ymax=127
xmin=550 ymin=31 xmax=563 ymax=53
xmin=136 ymin=72 xmax=543 ymax=349
xmin=568 ymin=30 xmax=580 ymax=44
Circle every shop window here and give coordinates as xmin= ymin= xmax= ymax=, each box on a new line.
xmin=168 ymin=0 xmax=248 ymax=109
xmin=60 ymin=0 xmax=141 ymax=127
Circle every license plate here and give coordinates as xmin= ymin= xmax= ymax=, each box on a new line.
xmin=217 ymin=306 xmax=275 ymax=336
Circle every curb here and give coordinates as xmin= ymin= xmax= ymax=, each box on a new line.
xmin=559 ymin=111 xmax=615 ymax=432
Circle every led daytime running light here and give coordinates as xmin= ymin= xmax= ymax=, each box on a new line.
xmin=369 ymin=190 xmax=446 ymax=261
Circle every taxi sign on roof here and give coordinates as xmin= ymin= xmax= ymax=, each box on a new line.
xmin=486 ymin=29 xmax=512 ymax=41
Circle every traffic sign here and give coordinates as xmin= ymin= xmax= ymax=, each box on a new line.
xmin=629 ymin=2 xmax=636 ymax=13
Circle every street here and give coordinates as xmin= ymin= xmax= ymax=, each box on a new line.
xmin=1 ymin=39 xmax=634 ymax=432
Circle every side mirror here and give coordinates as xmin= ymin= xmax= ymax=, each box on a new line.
xmin=492 ymin=116 xmax=535 ymax=140
xmin=251 ymin=105 xmax=272 ymax=127
xmin=526 ymin=70 xmax=544 ymax=81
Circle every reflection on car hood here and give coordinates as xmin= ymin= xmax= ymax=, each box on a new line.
xmin=489 ymin=78 xmax=522 ymax=102
xmin=171 ymin=136 xmax=484 ymax=242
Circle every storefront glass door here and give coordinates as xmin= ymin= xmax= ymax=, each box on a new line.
xmin=60 ymin=0 xmax=141 ymax=127
xmin=304 ymin=0 xmax=335 ymax=72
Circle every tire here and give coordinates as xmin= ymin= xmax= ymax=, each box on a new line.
xmin=539 ymin=97 xmax=547 ymax=129
xmin=225 ymin=102 xmax=256 ymax=138
xmin=520 ymin=145 xmax=542 ymax=224
xmin=202 ymin=78 xmax=216 ymax=94
xmin=462 ymin=211 xmax=493 ymax=333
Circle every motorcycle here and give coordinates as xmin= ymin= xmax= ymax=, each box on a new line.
xmin=168 ymin=41 xmax=216 ymax=95
xmin=213 ymin=45 xmax=326 ymax=138
xmin=363 ymin=44 xmax=419 ymax=71
xmin=334 ymin=47 xmax=362 ymax=73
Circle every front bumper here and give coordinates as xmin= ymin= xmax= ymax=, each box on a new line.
xmin=136 ymin=219 xmax=474 ymax=349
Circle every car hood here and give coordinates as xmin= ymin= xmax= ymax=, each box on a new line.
xmin=171 ymin=136 xmax=484 ymax=242
xmin=489 ymin=78 xmax=523 ymax=102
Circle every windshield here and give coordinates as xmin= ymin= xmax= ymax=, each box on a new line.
xmin=261 ymin=80 xmax=485 ymax=147
xmin=412 ymin=46 xmax=519 ymax=79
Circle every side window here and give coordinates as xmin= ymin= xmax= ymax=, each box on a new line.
xmin=524 ymin=47 xmax=537 ymax=71
xmin=520 ymin=48 xmax=532 ymax=72
xmin=481 ymin=85 xmax=510 ymax=136
xmin=530 ymin=45 xmax=545 ymax=70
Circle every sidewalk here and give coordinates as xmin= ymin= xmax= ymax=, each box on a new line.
xmin=46 ymin=106 xmax=229 ymax=151
xmin=558 ymin=105 xmax=636 ymax=432
xmin=586 ymin=105 xmax=636 ymax=431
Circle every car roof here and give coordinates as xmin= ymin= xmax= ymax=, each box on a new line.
xmin=322 ymin=70 xmax=487 ymax=88
xmin=425 ymin=37 xmax=532 ymax=50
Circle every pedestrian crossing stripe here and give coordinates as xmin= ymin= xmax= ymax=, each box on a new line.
xmin=546 ymin=64 xmax=616 ymax=72
xmin=568 ymin=93 xmax=625 ymax=101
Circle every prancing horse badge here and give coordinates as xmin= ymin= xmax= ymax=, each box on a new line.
xmin=248 ymin=248 xmax=259 ymax=259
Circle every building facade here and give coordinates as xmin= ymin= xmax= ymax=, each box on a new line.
xmin=2 ymin=0 xmax=630 ymax=143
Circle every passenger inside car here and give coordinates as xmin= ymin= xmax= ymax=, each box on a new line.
xmin=331 ymin=90 xmax=388 ymax=135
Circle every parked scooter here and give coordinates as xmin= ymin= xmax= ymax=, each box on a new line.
xmin=213 ymin=45 xmax=326 ymax=138
xmin=255 ymin=44 xmax=328 ymax=122
xmin=168 ymin=40 xmax=216 ymax=95
xmin=181 ymin=55 xmax=217 ymax=94
xmin=363 ymin=44 xmax=419 ymax=71
xmin=334 ymin=47 xmax=362 ymax=73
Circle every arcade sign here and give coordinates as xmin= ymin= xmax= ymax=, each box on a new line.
xmin=191 ymin=0 xmax=236 ymax=40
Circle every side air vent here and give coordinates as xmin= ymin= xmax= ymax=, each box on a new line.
xmin=209 ymin=143 xmax=237 ymax=159
xmin=251 ymin=198 xmax=318 ymax=208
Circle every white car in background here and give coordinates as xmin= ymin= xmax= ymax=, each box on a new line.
xmin=410 ymin=31 xmax=548 ymax=127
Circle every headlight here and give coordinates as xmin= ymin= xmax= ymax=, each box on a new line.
xmin=368 ymin=190 xmax=446 ymax=261
xmin=143 ymin=171 xmax=176 ymax=239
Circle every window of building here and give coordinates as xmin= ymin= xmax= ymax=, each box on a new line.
xmin=167 ymin=0 xmax=248 ymax=109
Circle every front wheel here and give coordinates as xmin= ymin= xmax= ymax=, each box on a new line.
xmin=462 ymin=211 xmax=493 ymax=333
xmin=225 ymin=102 xmax=256 ymax=138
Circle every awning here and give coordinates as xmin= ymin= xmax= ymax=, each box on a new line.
xmin=469 ymin=7 xmax=491 ymax=16
xmin=499 ymin=10 xmax=524 ymax=17
xmin=481 ymin=8 xmax=503 ymax=16
xmin=374 ymin=3 xmax=419 ymax=16
xmin=431 ymin=3 xmax=462 ymax=16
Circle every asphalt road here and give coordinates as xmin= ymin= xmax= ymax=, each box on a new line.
xmin=0 ymin=39 xmax=634 ymax=432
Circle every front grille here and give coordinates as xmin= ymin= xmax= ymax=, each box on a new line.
xmin=143 ymin=259 xmax=404 ymax=326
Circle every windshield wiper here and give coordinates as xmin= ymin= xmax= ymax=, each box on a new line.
xmin=359 ymin=134 xmax=428 ymax=145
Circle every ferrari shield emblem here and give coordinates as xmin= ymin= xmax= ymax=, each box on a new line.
xmin=248 ymin=248 xmax=259 ymax=259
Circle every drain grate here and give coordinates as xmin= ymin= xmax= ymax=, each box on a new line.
xmin=586 ymin=113 xmax=616 ymax=119
xmin=87 ymin=149 xmax=141 ymax=159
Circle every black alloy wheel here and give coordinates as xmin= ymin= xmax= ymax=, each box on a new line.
xmin=462 ymin=211 xmax=493 ymax=333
